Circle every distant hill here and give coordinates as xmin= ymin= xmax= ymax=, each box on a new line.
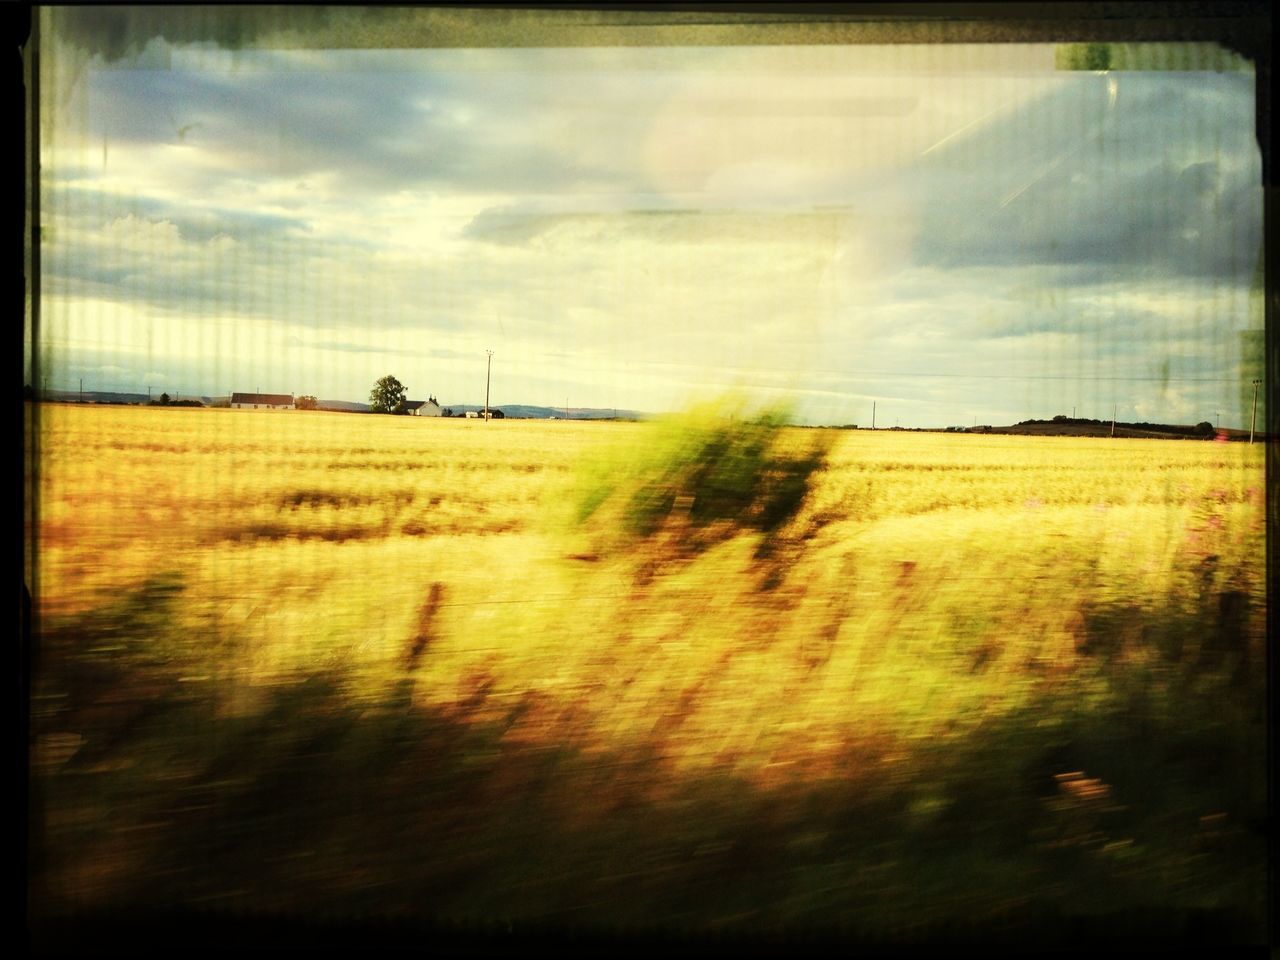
xmin=39 ymin=390 xmax=197 ymax=405
xmin=317 ymin=400 xmax=371 ymax=413
xmin=979 ymin=417 xmax=1246 ymax=440
xmin=40 ymin=390 xmax=142 ymax=404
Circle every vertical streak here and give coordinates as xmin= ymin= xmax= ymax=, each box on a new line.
xmin=29 ymin=7 xmax=42 ymax=598
xmin=23 ymin=6 xmax=41 ymax=926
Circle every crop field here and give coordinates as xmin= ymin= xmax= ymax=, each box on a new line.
xmin=26 ymin=402 xmax=1267 ymax=946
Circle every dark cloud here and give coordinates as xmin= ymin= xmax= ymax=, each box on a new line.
xmin=976 ymin=294 xmax=1241 ymax=348
xmin=459 ymin=205 xmax=569 ymax=246
xmin=55 ymin=189 xmax=310 ymax=244
xmin=86 ymin=53 xmax=652 ymax=198
xmin=461 ymin=206 xmax=847 ymax=248
xmin=455 ymin=207 xmax=565 ymax=248
xmin=908 ymin=73 xmax=1261 ymax=285
xmin=42 ymin=188 xmax=485 ymax=331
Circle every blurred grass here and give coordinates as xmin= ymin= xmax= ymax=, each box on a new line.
xmin=27 ymin=402 xmax=1267 ymax=943
xmin=30 ymin=578 xmax=1264 ymax=939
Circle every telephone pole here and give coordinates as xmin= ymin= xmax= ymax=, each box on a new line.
xmin=484 ymin=350 xmax=493 ymax=421
xmin=872 ymin=401 xmax=876 ymax=430
xmin=1111 ymin=403 xmax=1116 ymax=438
xmin=1250 ymin=378 xmax=1261 ymax=443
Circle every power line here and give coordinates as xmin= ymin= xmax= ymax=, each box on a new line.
xmin=484 ymin=349 xmax=494 ymax=422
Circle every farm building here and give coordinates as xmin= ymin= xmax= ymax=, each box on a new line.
xmin=404 ymin=397 xmax=443 ymax=417
xmin=231 ymin=392 xmax=294 ymax=410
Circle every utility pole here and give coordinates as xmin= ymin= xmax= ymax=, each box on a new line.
xmin=1111 ymin=403 xmax=1116 ymax=438
xmin=1215 ymin=411 xmax=1220 ymax=430
xmin=148 ymin=386 xmax=152 ymax=402
xmin=872 ymin=401 xmax=876 ymax=430
xmin=79 ymin=378 xmax=83 ymax=403
xmin=1072 ymin=405 xmax=1076 ymax=419
xmin=485 ymin=350 xmax=493 ymax=421
xmin=1250 ymin=378 xmax=1261 ymax=443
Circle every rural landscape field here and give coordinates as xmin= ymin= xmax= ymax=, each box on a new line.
xmin=26 ymin=401 xmax=1266 ymax=945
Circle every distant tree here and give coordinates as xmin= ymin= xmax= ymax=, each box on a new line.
xmin=369 ymin=375 xmax=407 ymax=414
xmin=296 ymin=395 xmax=318 ymax=410
xmin=1195 ymin=421 xmax=1215 ymax=438
xmin=159 ymin=392 xmax=170 ymax=405
xmin=443 ymin=408 xmax=453 ymax=418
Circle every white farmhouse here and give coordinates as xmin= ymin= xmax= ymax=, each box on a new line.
xmin=404 ymin=396 xmax=443 ymax=417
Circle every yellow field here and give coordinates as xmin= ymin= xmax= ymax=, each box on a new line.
xmin=26 ymin=402 xmax=1268 ymax=936
xmin=30 ymin=403 xmax=1265 ymax=783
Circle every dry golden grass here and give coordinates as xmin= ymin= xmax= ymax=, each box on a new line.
xmin=27 ymin=403 xmax=1269 ymax=939
xmin=30 ymin=403 xmax=1266 ymax=787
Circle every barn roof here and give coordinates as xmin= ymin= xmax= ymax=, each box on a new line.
xmin=403 ymin=400 xmax=426 ymax=411
xmin=231 ymin=392 xmax=293 ymax=405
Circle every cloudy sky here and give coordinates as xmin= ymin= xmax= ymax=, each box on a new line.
xmin=32 ymin=9 xmax=1263 ymax=426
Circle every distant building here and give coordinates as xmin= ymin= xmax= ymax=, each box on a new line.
xmin=404 ymin=396 xmax=443 ymax=417
xmin=231 ymin=392 xmax=294 ymax=410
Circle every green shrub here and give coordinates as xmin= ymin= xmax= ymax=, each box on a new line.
xmin=575 ymin=396 xmax=832 ymax=555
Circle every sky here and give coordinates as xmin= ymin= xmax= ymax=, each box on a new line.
xmin=30 ymin=9 xmax=1264 ymax=427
